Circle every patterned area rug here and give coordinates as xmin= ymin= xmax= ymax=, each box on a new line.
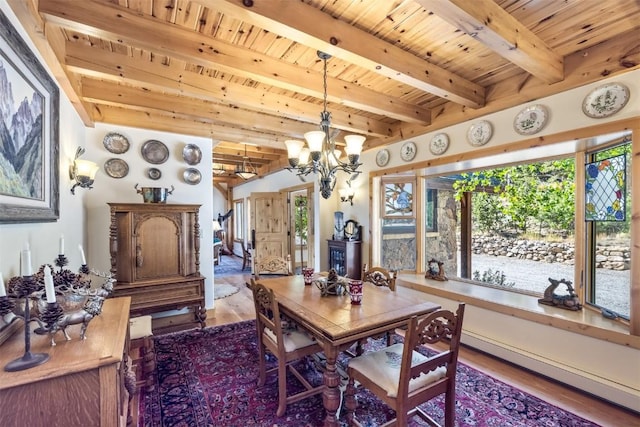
xmin=139 ymin=320 xmax=601 ymax=427
xmin=213 ymin=284 xmax=240 ymax=300
xmin=214 ymin=255 xmax=246 ymax=277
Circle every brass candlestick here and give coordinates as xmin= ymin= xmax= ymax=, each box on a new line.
xmin=4 ymin=275 xmax=50 ymax=372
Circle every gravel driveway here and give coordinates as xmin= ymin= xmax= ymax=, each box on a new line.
xmin=471 ymin=253 xmax=630 ymax=317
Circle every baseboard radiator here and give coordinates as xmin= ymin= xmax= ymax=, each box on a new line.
xmin=461 ymin=330 xmax=640 ymax=413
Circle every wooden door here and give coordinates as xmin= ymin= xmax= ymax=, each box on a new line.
xmin=250 ymin=192 xmax=289 ymax=263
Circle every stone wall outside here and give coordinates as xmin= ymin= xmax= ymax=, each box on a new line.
xmin=472 ymin=235 xmax=630 ymax=271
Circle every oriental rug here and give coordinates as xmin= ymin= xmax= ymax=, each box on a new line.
xmin=138 ymin=320 xmax=600 ymax=427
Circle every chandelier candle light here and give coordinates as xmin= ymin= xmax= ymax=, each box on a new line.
xmin=235 ymin=145 xmax=257 ymax=180
xmin=285 ymin=51 xmax=365 ymax=199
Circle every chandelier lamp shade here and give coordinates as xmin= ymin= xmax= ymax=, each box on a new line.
xmin=212 ymin=163 xmax=227 ymax=175
xmin=285 ymin=51 xmax=365 ymax=199
xmin=235 ymin=144 xmax=257 ymax=180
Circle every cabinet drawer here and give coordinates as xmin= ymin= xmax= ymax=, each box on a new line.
xmin=114 ymin=279 xmax=204 ymax=313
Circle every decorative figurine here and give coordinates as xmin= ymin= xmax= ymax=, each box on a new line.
xmin=39 ymin=295 xmax=105 ymax=345
xmin=425 ymin=258 xmax=448 ymax=281
xmin=314 ymin=269 xmax=348 ymax=296
xmin=538 ymin=278 xmax=582 ymax=311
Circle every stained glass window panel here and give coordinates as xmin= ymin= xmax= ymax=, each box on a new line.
xmin=585 ymin=154 xmax=626 ymax=221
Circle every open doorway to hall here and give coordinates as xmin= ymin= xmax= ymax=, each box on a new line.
xmin=288 ymin=187 xmax=314 ymax=274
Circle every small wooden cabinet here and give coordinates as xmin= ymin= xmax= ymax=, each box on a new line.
xmin=0 ymin=298 xmax=132 ymax=427
xmin=328 ymin=239 xmax=362 ymax=280
xmin=108 ymin=203 xmax=206 ymax=330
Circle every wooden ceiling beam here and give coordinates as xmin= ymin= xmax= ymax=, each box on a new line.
xmin=416 ymin=0 xmax=564 ymax=84
xmin=80 ymin=78 xmax=316 ymax=138
xmin=212 ymin=155 xmax=271 ymax=166
xmin=213 ymin=146 xmax=284 ymax=162
xmin=64 ymin=43 xmax=393 ymax=138
xmin=204 ymin=0 xmax=485 ymax=108
xmin=367 ymin=30 xmax=640 ymax=149
xmin=38 ymin=0 xmax=432 ymax=125
xmin=90 ymin=104 xmax=288 ymax=147
xmin=215 ymin=141 xmax=286 ymax=156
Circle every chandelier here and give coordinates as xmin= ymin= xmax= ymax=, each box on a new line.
xmin=235 ymin=144 xmax=257 ymax=180
xmin=212 ymin=163 xmax=227 ymax=175
xmin=285 ymin=51 xmax=365 ymax=199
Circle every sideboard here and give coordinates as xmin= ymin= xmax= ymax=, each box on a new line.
xmin=0 ymin=297 xmax=132 ymax=426
xmin=108 ymin=203 xmax=206 ymax=331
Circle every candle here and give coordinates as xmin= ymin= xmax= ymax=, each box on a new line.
xmin=21 ymin=242 xmax=32 ymax=276
xmin=59 ymin=234 xmax=65 ymax=255
xmin=44 ymin=266 xmax=56 ymax=303
xmin=0 ymin=273 xmax=6 ymax=297
xmin=79 ymin=244 xmax=86 ymax=265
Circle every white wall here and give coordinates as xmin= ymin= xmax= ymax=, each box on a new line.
xmin=0 ymin=4 xmax=87 ymax=281
xmin=83 ymin=124 xmax=215 ymax=308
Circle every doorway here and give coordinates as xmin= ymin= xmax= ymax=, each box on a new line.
xmin=289 ymin=188 xmax=313 ymax=273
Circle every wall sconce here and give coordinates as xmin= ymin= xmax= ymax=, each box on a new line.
xmin=69 ymin=147 xmax=99 ymax=195
xmin=339 ymin=187 xmax=355 ymax=206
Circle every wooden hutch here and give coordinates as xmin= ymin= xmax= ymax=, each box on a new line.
xmin=108 ymin=203 xmax=206 ymax=331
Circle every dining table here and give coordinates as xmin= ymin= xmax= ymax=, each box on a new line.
xmin=257 ymin=274 xmax=441 ymax=427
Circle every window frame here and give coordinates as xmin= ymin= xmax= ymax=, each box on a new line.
xmin=369 ymin=124 xmax=637 ymax=334
xmin=233 ymin=199 xmax=244 ymax=242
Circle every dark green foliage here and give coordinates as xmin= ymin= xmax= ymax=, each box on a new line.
xmin=472 ymin=269 xmax=515 ymax=288
xmin=453 ymin=159 xmax=576 ymax=237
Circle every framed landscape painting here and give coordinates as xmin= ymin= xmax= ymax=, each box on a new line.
xmin=0 ymin=10 xmax=59 ymax=223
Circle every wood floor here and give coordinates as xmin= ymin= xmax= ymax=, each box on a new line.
xmin=212 ymin=269 xmax=639 ymax=427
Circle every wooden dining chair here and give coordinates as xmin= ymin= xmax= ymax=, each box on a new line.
xmin=345 ymin=303 xmax=465 ymax=427
xmin=250 ymin=279 xmax=325 ymax=417
xmin=359 ymin=264 xmax=398 ymax=348
xmin=241 ymin=241 xmax=252 ymax=271
xmin=254 ymin=254 xmax=292 ymax=279
xmin=362 ymin=264 xmax=397 ymax=291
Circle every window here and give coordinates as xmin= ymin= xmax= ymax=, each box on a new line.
xmin=455 ymin=157 xmax=577 ymax=295
xmin=374 ymin=129 xmax=634 ymax=329
xmin=380 ymin=178 xmax=416 ymax=271
xmin=585 ymin=143 xmax=631 ymax=319
xmin=233 ymin=199 xmax=244 ymax=241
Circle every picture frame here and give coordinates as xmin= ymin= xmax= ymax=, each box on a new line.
xmin=0 ymin=10 xmax=59 ymax=223
xmin=382 ymin=179 xmax=414 ymax=219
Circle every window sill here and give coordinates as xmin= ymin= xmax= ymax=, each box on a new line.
xmin=396 ymin=273 xmax=640 ymax=350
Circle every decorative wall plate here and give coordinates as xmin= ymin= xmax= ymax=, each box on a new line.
xmin=467 ymin=120 xmax=493 ymax=147
xmin=147 ymin=167 xmax=162 ymax=180
xmin=582 ymin=83 xmax=630 ymax=118
xmin=513 ymin=105 xmax=549 ymax=135
xmin=182 ymin=144 xmax=202 ymax=165
xmin=141 ymin=139 xmax=169 ymax=164
xmin=104 ymin=158 xmax=129 ymax=178
xmin=400 ymin=141 xmax=417 ymax=161
xmin=183 ymin=168 xmax=202 ymax=185
xmin=375 ymin=149 xmax=390 ymax=167
xmin=103 ymin=132 xmax=130 ymax=154
xmin=429 ymin=133 xmax=449 ymax=155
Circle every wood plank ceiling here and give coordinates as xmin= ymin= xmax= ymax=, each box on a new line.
xmin=9 ymin=0 xmax=640 ymax=185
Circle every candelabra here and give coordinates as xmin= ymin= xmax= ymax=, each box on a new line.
xmin=4 ymin=275 xmax=50 ymax=372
